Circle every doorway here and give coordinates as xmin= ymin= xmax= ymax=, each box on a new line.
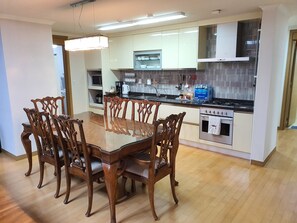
xmin=280 ymin=30 xmax=297 ymax=129
xmin=52 ymin=35 xmax=73 ymax=116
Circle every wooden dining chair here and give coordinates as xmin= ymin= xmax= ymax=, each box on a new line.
xmin=121 ymin=112 xmax=186 ymax=220
xmin=52 ymin=115 xmax=104 ymax=217
xmin=23 ymin=108 xmax=64 ymax=198
xmin=31 ymin=96 xmax=65 ymax=116
xmin=104 ymin=96 xmax=128 ymax=119
xmin=130 ymin=99 xmax=160 ymax=124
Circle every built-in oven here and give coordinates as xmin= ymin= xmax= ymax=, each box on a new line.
xmin=199 ymin=107 xmax=234 ymax=145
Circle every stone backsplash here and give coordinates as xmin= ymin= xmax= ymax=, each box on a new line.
xmin=121 ymin=61 xmax=256 ymax=100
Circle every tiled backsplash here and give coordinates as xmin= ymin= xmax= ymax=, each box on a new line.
xmin=121 ymin=61 xmax=256 ymax=100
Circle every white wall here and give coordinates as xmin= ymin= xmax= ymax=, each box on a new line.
xmin=69 ymin=51 xmax=88 ymax=114
xmin=0 ymin=19 xmax=58 ymax=156
xmin=251 ymin=5 xmax=289 ymax=162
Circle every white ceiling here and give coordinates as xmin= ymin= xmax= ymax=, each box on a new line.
xmin=0 ymin=0 xmax=297 ymax=36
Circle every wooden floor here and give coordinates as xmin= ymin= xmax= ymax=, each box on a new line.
xmin=1 ymin=129 xmax=297 ymax=223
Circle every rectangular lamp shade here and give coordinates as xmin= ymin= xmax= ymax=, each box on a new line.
xmin=65 ymin=36 xmax=108 ymax=51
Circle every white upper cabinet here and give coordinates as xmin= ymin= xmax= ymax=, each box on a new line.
xmin=161 ymin=30 xmax=179 ymax=69
xmin=109 ymin=27 xmax=198 ymax=70
xmin=133 ymin=32 xmax=162 ymax=51
xmin=84 ymin=50 xmax=102 ymax=70
xmin=109 ymin=36 xmax=133 ymax=69
xmin=178 ymin=27 xmax=198 ymax=68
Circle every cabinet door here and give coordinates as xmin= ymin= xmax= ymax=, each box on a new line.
xmin=161 ymin=30 xmax=179 ymax=69
xmin=178 ymin=27 xmax=198 ymax=68
xmin=84 ymin=50 xmax=101 ymax=70
xmin=109 ymin=36 xmax=133 ymax=69
xmin=180 ymin=123 xmax=199 ymax=142
xmin=233 ymin=113 xmax=253 ymax=153
xmin=158 ymin=104 xmax=199 ymax=124
xmin=133 ymin=32 xmax=162 ymax=51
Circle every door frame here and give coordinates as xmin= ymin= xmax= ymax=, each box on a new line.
xmin=52 ymin=35 xmax=73 ymax=116
xmin=280 ymin=30 xmax=297 ymax=129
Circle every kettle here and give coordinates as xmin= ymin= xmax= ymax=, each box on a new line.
xmin=122 ymin=82 xmax=130 ymax=95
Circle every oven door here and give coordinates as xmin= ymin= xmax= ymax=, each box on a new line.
xmin=199 ymin=114 xmax=233 ymax=145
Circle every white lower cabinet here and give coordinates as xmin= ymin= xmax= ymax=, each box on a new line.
xmin=232 ymin=112 xmax=253 ymax=153
xmin=180 ymin=123 xmax=199 ymax=142
xmin=158 ymin=104 xmax=199 ymax=142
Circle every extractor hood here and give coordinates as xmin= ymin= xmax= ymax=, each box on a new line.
xmin=197 ymin=22 xmax=250 ymax=63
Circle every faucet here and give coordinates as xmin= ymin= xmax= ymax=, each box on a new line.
xmin=150 ymin=85 xmax=161 ymax=97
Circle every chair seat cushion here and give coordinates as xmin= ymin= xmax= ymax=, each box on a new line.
xmin=124 ymin=154 xmax=166 ymax=178
xmin=77 ymin=157 xmax=103 ymax=174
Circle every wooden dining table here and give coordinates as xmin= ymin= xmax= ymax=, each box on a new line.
xmin=21 ymin=111 xmax=153 ymax=223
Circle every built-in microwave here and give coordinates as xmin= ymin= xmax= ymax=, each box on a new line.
xmin=91 ymin=75 xmax=102 ymax=86
xmin=134 ymin=50 xmax=162 ymax=70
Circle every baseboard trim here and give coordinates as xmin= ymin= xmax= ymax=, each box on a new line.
xmin=251 ymin=147 xmax=276 ymax=167
xmin=0 ymin=149 xmax=37 ymax=161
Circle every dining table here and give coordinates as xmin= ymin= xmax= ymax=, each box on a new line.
xmin=21 ymin=111 xmax=154 ymax=223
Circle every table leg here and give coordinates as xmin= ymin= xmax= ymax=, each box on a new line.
xmin=103 ymin=162 xmax=119 ymax=223
xmin=21 ymin=130 xmax=32 ymax=176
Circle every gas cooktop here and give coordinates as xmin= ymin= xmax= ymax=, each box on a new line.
xmin=202 ymin=98 xmax=254 ymax=110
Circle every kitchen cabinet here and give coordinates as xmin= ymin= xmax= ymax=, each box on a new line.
xmin=109 ymin=36 xmax=133 ymax=69
xmin=178 ymin=27 xmax=198 ymax=69
xmin=158 ymin=104 xmax=200 ymax=142
xmin=161 ymin=30 xmax=179 ymax=69
xmin=84 ymin=50 xmax=102 ymax=70
xmin=232 ymin=112 xmax=253 ymax=153
xmin=133 ymin=32 xmax=162 ymax=51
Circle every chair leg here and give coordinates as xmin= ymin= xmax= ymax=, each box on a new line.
xmin=121 ymin=176 xmax=128 ymax=195
xmin=64 ymin=172 xmax=71 ymax=204
xmin=170 ymin=173 xmax=179 ymax=204
xmin=37 ymin=161 xmax=44 ymax=189
xmin=54 ymin=166 xmax=61 ymax=198
xmin=85 ymin=180 xmax=93 ymax=217
xmin=148 ymin=183 xmax=159 ymax=220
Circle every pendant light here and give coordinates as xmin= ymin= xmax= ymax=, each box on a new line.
xmin=65 ymin=0 xmax=108 ymax=51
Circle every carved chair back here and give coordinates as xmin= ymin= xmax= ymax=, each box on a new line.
xmin=23 ymin=108 xmax=58 ymax=161
xmin=104 ymin=96 xmax=128 ymax=119
xmin=130 ymin=99 xmax=160 ymax=124
xmin=31 ymin=96 xmax=65 ymax=116
xmin=52 ymin=115 xmax=91 ymax=174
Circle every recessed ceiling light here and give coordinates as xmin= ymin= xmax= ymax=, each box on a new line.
xmin=212 ymin=9 xmax=222 ymax=15
xmin=98 ymin=12 xmax=186 ymax=31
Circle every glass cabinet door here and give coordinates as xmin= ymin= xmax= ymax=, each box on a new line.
xmin=134 ymin=50 xmax=162 ymax=70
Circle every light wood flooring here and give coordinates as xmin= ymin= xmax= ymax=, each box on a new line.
xmin=1 ymin=129 xmax=297 ymax=223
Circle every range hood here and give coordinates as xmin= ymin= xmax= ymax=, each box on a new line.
xmin=197 ymin=22 xmax=250 ymax=63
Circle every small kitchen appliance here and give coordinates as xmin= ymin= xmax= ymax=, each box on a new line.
xmin=194 ymin=85 xmax=213 ymax=101
xmin=115 ymin=81 xmax=123 ymax=95
xmin=122 ymin=82 xmax=130 ymax=95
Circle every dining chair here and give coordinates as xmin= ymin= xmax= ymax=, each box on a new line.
xmin=130 ymin=99 xmax=160 ymax=124
xmin=31 ymin=96 xmax=65 ymax=116
xmin=23 ymin=108 xmax=64 ymax=198
xmin=52 ymin=115 xmax=104 ymax=217
xmin=121 ymin=112 xmax=186 ymax=220
xmin=104 ymin=96 xmax=128 ymax=119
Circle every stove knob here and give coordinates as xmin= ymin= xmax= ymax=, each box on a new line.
xmin=205 ymin=110 xmax=207 ymax=113
xmin=225 ymin=112 xmax=228 ymax=115
xmin=221 ymin=112 xmax=224 ymax=115
xmin=217 ymin=111 xmax=219 ymax=115
xmin=213 ymin=111 xmax=215 ymax=114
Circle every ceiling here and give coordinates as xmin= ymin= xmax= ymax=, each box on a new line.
xmin=0 ymin=0 xmax=297 ymax=36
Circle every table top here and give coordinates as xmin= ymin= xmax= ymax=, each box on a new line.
xmin=74 ymin=112 xmax=153 ymax=155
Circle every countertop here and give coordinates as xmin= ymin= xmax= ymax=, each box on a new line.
xmin=119 ymin=92 xmax=254 ymax=113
